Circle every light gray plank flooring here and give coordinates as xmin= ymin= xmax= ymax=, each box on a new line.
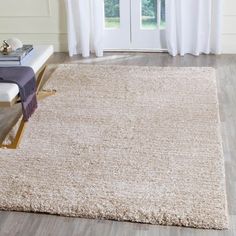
xmin=0 ymin=52 xmax=236 ymax=236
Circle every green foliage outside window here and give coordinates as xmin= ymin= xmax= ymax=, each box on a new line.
xmin=105 ymin=0 xmax=120 ymax=18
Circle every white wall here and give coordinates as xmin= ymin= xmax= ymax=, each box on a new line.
xmin=0 ymin=0 xmax=67 ymax=52
xmin=0 ymin=0 xmax=235 ymax=53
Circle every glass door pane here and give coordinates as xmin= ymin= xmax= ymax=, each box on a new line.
xmin=141 ymin=0 xmax=166 ymax=29
xmin=141 ymin=0 xmax=158 ymax=29
xmin=105 ymin=0 xmax=120 ymax=28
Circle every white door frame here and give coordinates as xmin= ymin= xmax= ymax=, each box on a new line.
xmin=131 ymin=0 xmax=166 ymax=50
xmin=103 ymin=0 xmax=131 ymax=50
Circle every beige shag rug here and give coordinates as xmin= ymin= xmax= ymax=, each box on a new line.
xmin=0 ymin=65 xmax=228 ymax=229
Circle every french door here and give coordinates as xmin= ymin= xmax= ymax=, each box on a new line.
xmin=104 ymin=0 xmax=166 ymax=50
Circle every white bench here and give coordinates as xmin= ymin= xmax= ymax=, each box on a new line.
xmin=0 ymin=45 xmax=54 ymax=107
xmin=0 ymin=45 xmax=54 ymax=149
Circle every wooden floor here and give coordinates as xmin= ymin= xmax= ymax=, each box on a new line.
xmin=0 ymin=52 xmax=236 ymax=235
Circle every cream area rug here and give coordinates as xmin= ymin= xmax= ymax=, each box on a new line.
xmin=0 ymin=65 xmax=228 ymax=229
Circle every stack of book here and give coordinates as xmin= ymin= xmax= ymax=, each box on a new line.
xmin=0 ymin=45 xmax=33 ymax=65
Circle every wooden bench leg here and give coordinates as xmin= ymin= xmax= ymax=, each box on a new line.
xmin=0 ymin=90 xmax=56 ymax=150
xmin=0 ymin=117 xmax=26 ymax=149
xmin=36 ymin=65 xmax=57 ymax=100
xmin=37 ymin=89 xmax=56 ymax=101
xmin=0 ymin=65 xmax=56 ymax=149
xmin=36 ymin=66 xmax=47 ymax=93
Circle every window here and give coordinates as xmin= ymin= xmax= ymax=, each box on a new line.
xmin=142 ymin=0 xmax=165 ymax=29
xmin=105 ymin=0 xmax=120 ymax=28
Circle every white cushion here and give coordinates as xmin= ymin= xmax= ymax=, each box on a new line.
xmin=0 ymin=83 xmax=19 ymax=102
xmin=0 ymin=45 xmax=54 ymax=103
xmin=21 ymin=45 xmax=54 ymax=73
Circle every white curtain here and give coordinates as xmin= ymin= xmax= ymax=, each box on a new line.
xmin=65 ymin=0 xmax=104 ymax=57
xmin=165 ymin=0 xmax=222 ymax=56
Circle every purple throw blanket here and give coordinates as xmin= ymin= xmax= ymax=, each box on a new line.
xmin=0 ymin=66 xmax=37 ymax=121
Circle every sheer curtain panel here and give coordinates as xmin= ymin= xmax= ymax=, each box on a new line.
xmin=165 ymin=0 xmax=222 ymax=56
xmin=65 ymin=0 xmax=104 ymax=57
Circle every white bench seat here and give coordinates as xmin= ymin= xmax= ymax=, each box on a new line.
xmin=0 ymin=83 xmax=19 ymax=102
xmin=0 ymin=45 xmax=53 ymax=105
